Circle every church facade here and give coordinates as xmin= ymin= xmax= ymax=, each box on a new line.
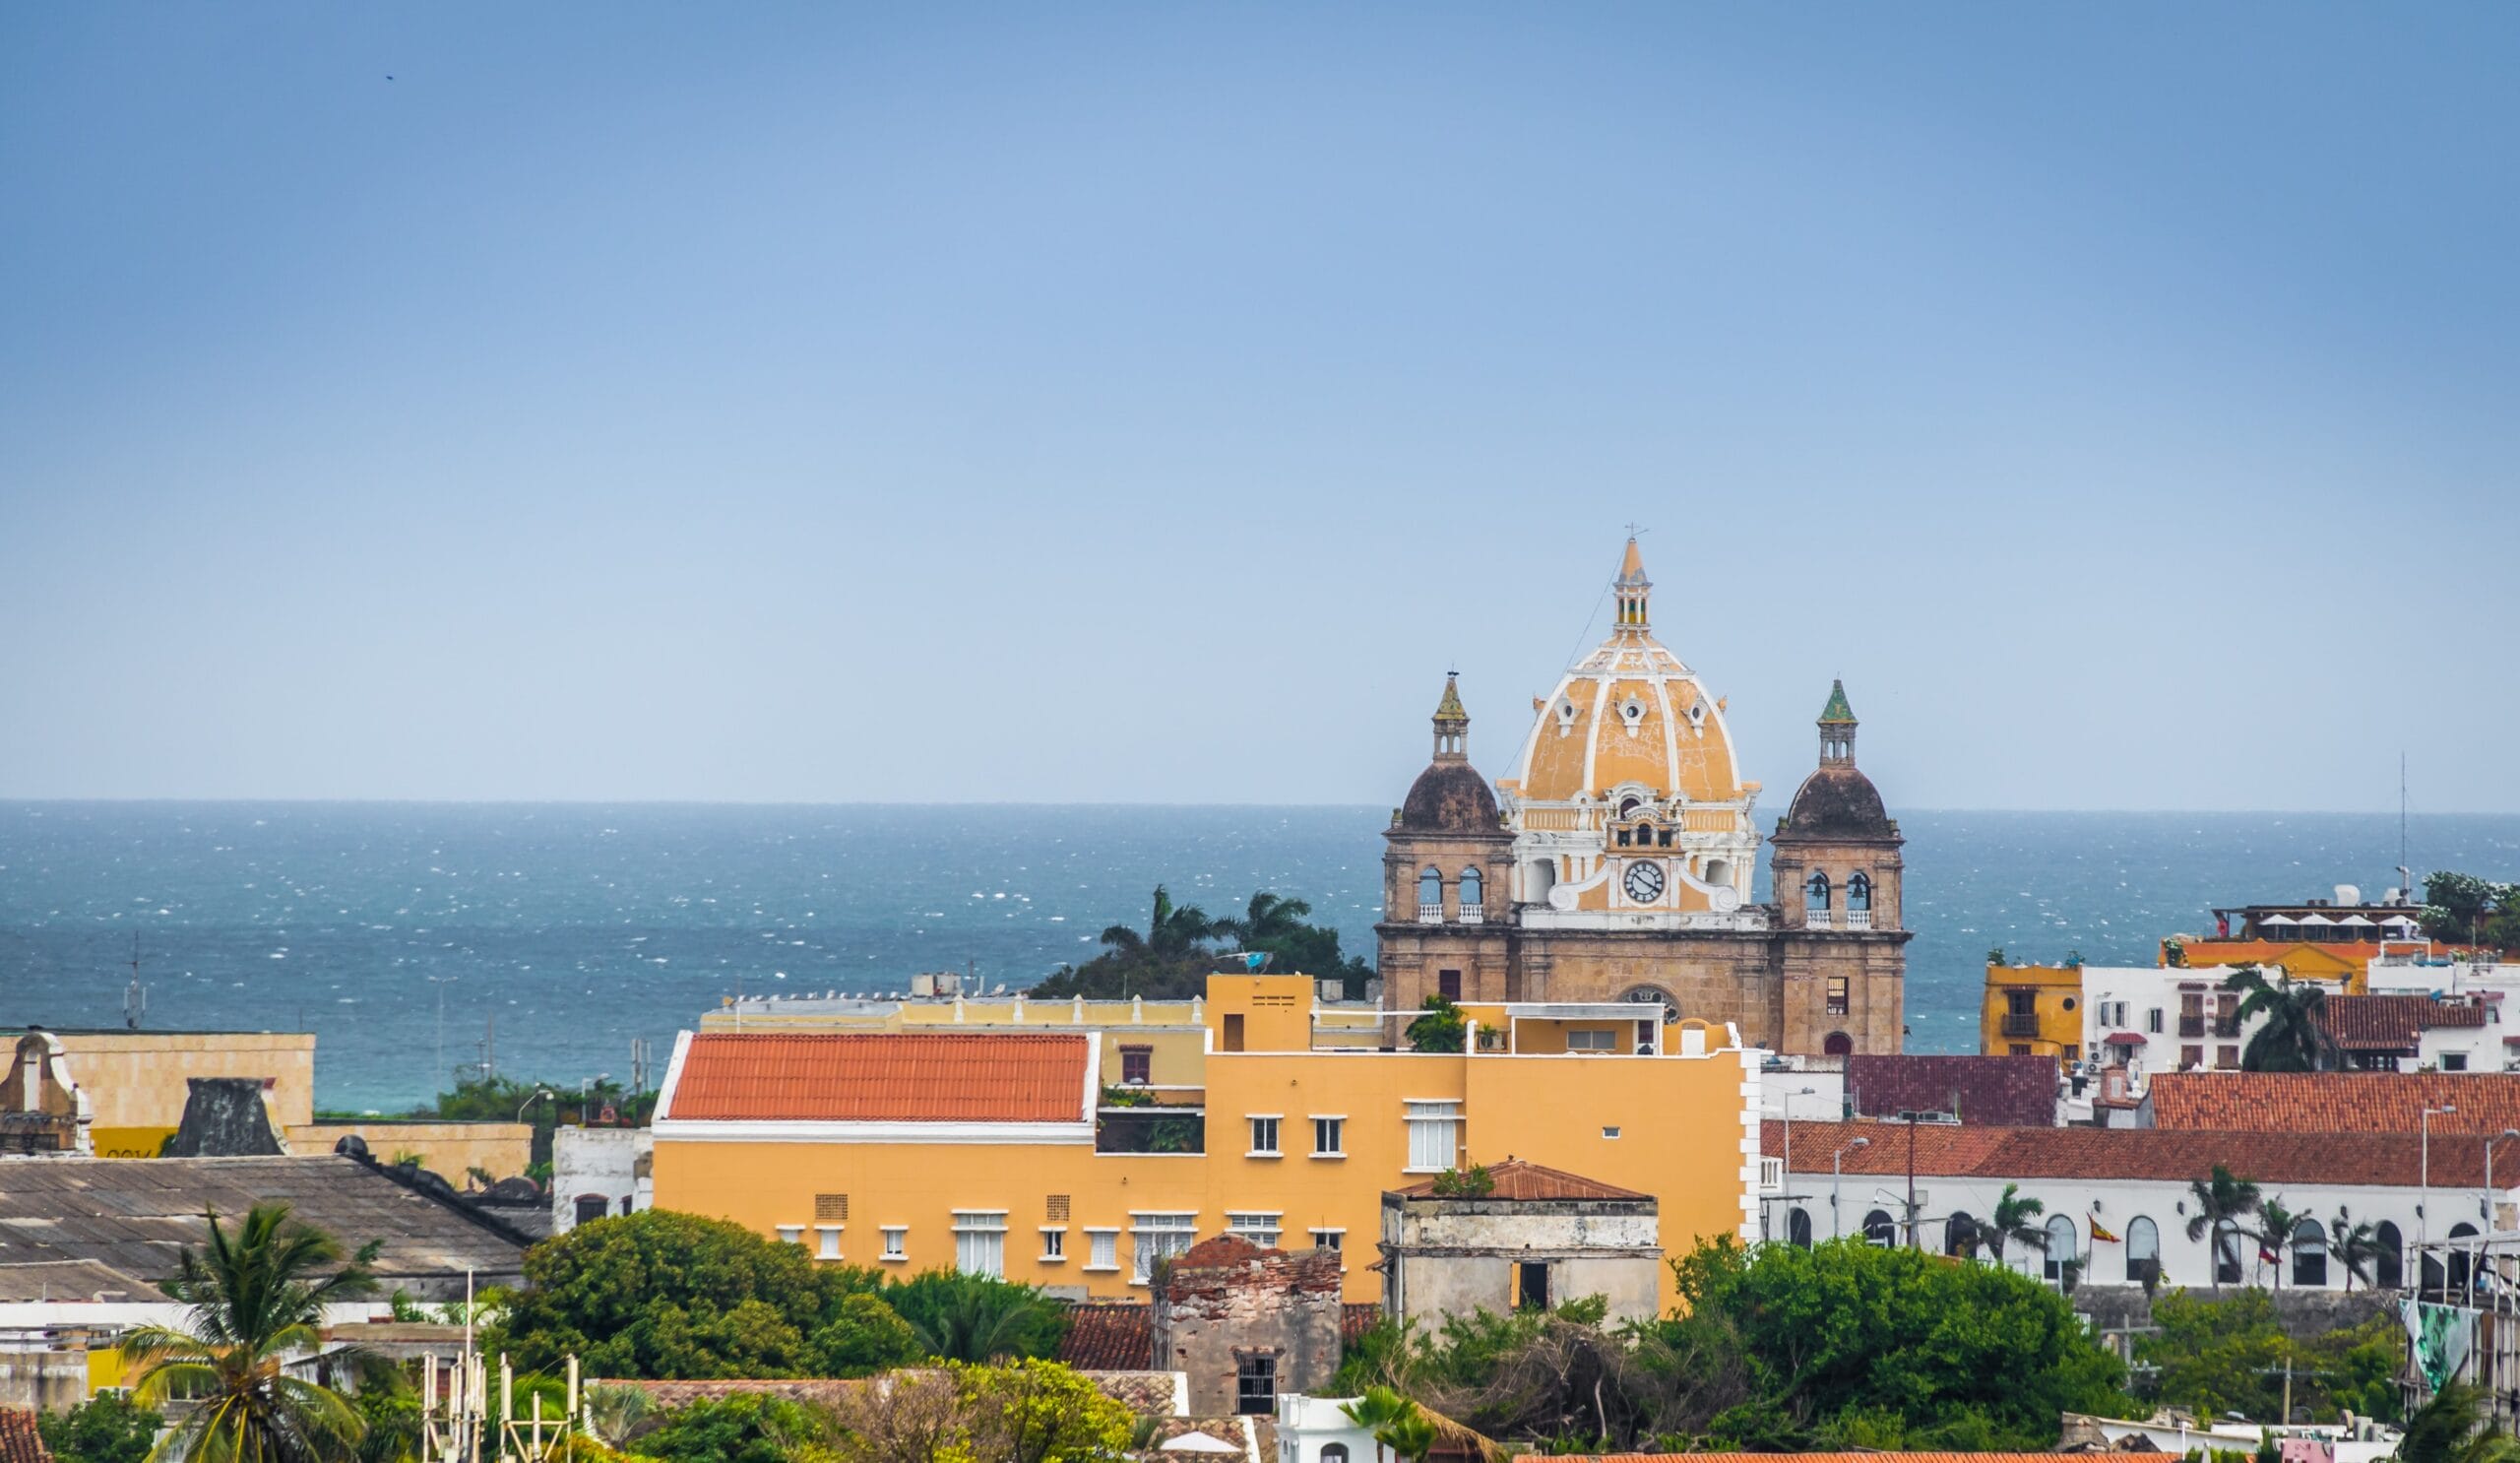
xmin=1376 ymin=539 xmax=1909 ymax=1055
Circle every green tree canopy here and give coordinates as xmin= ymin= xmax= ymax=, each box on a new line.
xmin=2225 ymin=967 xmax=2337 ymax=1073
xmin=1031 ymin=885 xmax=1372 ymax=998
xmin=37 ymin=1394 xmax=163 ymax=1463
xmin=2135 ymin=1291 xmax=2400 ymax=1426
xmin=881 ymin=1271 xmax=1068 ymax=1364
xmin=1406 ymin=996 xmax=1466 ymax=1053
xmin=2421 ymin=872 xmax=2520 ymax=952
xmin=491 ymin=1211 xmax=888 ymax=1378
xmin=1673 ymin=1236 xmax=2130 ymax=1448
xmin=624 ymin=1393 xmax=828 ymax=1463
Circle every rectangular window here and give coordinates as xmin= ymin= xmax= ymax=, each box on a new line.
xmin=2216 ymin=1045 xmax=2240 ymax=1070
xmin=1406 ymin=1100 xmax=1462 ymax=1173
xmin=1603 ymin=1125 xmax=1621 ymax=1139
xmin=2147 ymin=1007 xmax=2164 ymax=1034
xmin=1120 ymin=1046 xmax=1152 ymax=1085
xmin=2008 ymin=1045 xmax=2030 ymax=1056
xmin=1438 ymin=970 xmax=1463 ymax=1001
xmin=815 ymin=1226 xmax=843 ymax=1261
xmin=1514 ymin=1260 xmax=1551 ymax=1311
xmin=1312 ymin=1116 xmax=1345 ymax=1157
xmin=1085 ymin=1228 xmax=1119 ymax=1272
xmin=2063 ymin=1045 xmax=2080 ymax=1061
xmin=1566 ymin=1029 xmax=1614 ymax=1052
xmin=1827 ymin=976 xmax=1850 ymax=1016
xmin=953 ymin=1212 xmax=1006 ymax=1279
xmin=1227 ymin=1211 xmax=1283 ymax=1247
xmin=2181 ymin=1045 xmax=2204 ymax=1070
xmin=1040 ymin=1228 xmax=1065 ymax=1261
xmin=1248 ymin=1115 xmax=1281 ymax=1156
xmin=881 ymin=1226 xmax=908 ymax=1262
xmin=2008 ymin=989 xmax=2037 ymax=1016
xmin=1223 ymin=1014 xmax=1245 ymax=1052
xmin=1308 ymin=1228 xmax=1344 ymax=1253
xmin=1236 ymin=1356 xmax=1277 ymax=1416
xmin=1130 ymin=1213 xmax=1197 ymax=1283
xmin=775 ymin=1225 xmax=804 ymax=1245
xmin=2445 ymin=1052 xmax=2471 ymax=1072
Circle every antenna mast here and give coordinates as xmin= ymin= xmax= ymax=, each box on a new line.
xmin=124 ymin=934 xmax=146 ymax=1031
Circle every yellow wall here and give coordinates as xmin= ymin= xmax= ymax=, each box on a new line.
xmin=89 ymin=1125 xmax=179 ymax=1159
xmin=50 ymin=1030 xmax=317 ymax=1134
xmin=285 ymin=1121 xmax=534 ymax=1180
xmin=1978 ymin=965 xmax=2084 ymax=1059
xmin=652 ymin=1038 xmax=1749 ymax=1314
xmin=2166 ymin=940 xmax=2370 ymax=989
xmin=1203 ymin=976 xmax=1317 ymax=1053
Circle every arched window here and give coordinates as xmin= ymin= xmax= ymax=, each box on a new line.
xmin=1459 ymin=866 xmax=1482 ymax=909
xmin=1806 ymin=871 xmax=1832 ymax=911
xmin=1322 ymin=1448 xmax=1350 ymax=1463
xmin=1788 ymin=1208 xmax=1812 ymax=1247
xmin=2125 ymin=1216 xmax=2160 ymax=1284
xmin=2375 ymin=1221 xmax=2405 ymax=1289
xmin=1862 ymin=1209 xmax=1895 ymax=1246
xmin=1823 ymin=1031 xmax=1854 ymax=1057
xmin=1848 ymin=872 xmax=1872 ymax=912
xmin=2214 ymin=1220 xmax=2245 ymax=1286
xmin=1945 ymin=1212 xmax=1979 ymax=1258
xmin=2043 ymin=1215 xmax=2078 ymax=1280
xmin=2450 ymin=1223 xmax=2479 ymax=1294
xmin=1418 ymin=866 xmax=1442 ymax=908
xmin=2293 ymin=1218 xmax=2328 ymax=1287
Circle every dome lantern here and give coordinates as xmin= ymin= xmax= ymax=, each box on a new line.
xmin=1431 ymin=671 xmax=1470 ymax=763
xmin=1612 ymin=535 xmax=1652 ymax=631
xmin=1818 ymin=678 xmax=1857 ymax=767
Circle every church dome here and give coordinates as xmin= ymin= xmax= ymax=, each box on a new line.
xmin=1780 ymin=765 xmax=1893 ymax=836
xmin=1777 ymin=679 xmax=1896 ymax=838
xmin=1394 ymin=673 xmax=1504 ymax=834
xmin=1400 ymin=762 xmax=1501 ymax=833
xmin=1506 ymin=538 xmax=1748 ymax=808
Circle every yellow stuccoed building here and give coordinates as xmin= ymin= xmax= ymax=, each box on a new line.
xmin=651 ymin=975 xmax=1758 ymax=1313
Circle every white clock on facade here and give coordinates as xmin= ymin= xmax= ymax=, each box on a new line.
xmin=1622 ymin=860 xmax=1666 ymax=904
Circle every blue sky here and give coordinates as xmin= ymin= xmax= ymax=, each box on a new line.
xmin=3 ymin=4 xmax=2514 ymax=810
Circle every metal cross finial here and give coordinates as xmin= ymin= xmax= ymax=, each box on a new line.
xmin=1623 ymin=521 xmax=1647 ymax=539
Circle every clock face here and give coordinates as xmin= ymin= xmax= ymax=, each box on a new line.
xmin=1622 ymin=860 xmax=1666 ymax=904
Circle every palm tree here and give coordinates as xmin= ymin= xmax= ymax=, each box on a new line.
xmin=2225 ymin=966 xmax=2338 ymax=1072
xmin=1982 ymin=1183 xmax=2048 ymax=1275
xmin=1341 ymin=1387 xmax=1415 ymax=1463
xmin=896 ymin=1275 xmax=1058 ymax=1363
xmin=124 ymin=1203 xmax=380 ymax=1463
xmin=2186 ymin=1165 xmax=2264 ymax=1296
xmin=2401 ymin=1380 xmax=2520 ymax=1463
xmin=1376 ymin=1412 xmax=1437 ymax=1463
xmin=2255 ymin=1196 xmax=2302 ymax=1290
xmin=1217 ymin=892 xmax=1311 ymax=947
xmin=1098 ymin=886 xmax=1216 ymax=961
xmin=2331 ymin=1209 xmax=2381 ymax=1293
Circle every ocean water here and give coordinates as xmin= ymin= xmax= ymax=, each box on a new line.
xmin=2 ymin=801 xmax=2514 ymax=1112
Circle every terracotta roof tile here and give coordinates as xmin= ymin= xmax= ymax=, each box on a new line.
xmin=662 ymin=1032 xmax=1091 ymax=1123
xmin=1175 ymin=1234 xmax=1272 ymax=1267
xmin=1845 ymin=1053 xmax=2057 ymax=1126
xmin=2317 ymin=994 xmax=2487 ymax=1051
xmin=2146 ymin=1072 xmax=2520 ymax=1134
xmin=1767 ymin=1119 xmax=2514 ymax=1188
xmin=0 ymin=1412 xmax=51 ymax=1463
xmin=1391 ymin=1158 xmax=1648 ymax=1202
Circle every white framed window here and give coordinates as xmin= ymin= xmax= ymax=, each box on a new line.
xmin=2147 ymin=1007 xmax=2165 ymax=1034
xmin=1130 ymin=1212 xmax=1197 ymax=1283
xmin=1405 ymin=1100 xmax=1463 ymax=1173
xmin=775 ymin=1225 xmax=804 ymax=1245
xmin=815 ymin=1225 xmax=844 ymax=1261
xmin=1312 ymin=1116 xmax=1345 ymax=1157
xmin=1227 ymin=1211 xmax=1283 ymax=1247
xmin=953 ymin=1211 xmax=1007 ymax=1279
xmin=1308 ymin=1228 xmax=1344 ymax=1253
xmin=880 ymin=1226 xmax=909 ymax=1262
xmin=1085 ymin=1228 xmax=1120 ymax=1272
xmin=1248 ymin=1115 xmax=1282 ymax=1156
xmin=1567 ymin=1029 xmax=1614 ymax=1052
xmin=1603 ymin=1125 xmax=1622 ymax=1139
xmin=1040 ymin=1228 xmax=1066 ymax=1261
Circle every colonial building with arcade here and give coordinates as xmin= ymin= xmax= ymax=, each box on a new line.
xmin=1376 ymin=538 xmax=1910 ymax=1055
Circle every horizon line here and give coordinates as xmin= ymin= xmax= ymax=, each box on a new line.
xmin=1 ymin=796 xmax=2513 ymax=818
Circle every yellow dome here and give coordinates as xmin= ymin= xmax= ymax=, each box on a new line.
xmin=1506 ymin=539 xmax=1748 ymax=807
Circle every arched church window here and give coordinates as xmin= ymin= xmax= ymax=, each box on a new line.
xmin=1848 ymin=873 xmax=1871 ymax=912
xmin=1806 ymin=871 xmax=1831 ymax=911
xmin=1459 ymin=867 xmax=1482 ymax=908
xmin=1418 ymin=866 xmax=1442 ymax=907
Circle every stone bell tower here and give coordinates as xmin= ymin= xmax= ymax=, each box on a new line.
xmin=1376 ymin=675 xmax=1515 ymax=1011
xmin=1768 ymin=680 xmax=1909 ymax=1054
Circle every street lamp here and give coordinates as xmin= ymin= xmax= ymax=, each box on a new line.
xmin=1833 ymin=1136 xmax=1871 ymax=1240
xmin=2423 ymin=1103 xmax=2457 ymax=1294
xmin=1776 ymin=1085 xmax=1816 ymax=1240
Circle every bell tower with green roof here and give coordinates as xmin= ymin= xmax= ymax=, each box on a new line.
xmin=1818 ymin=678 xmax=1857 ymax=767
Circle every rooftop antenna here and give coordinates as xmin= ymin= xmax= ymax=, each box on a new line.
xmin=2399 ymin=751 xmax=2412 ymax=903
xmin=124 ymin=934 xmax=146 ymax=1031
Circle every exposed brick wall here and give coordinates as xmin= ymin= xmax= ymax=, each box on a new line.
xmin=1151 ymin=1240 xmax=1344 ymax=1416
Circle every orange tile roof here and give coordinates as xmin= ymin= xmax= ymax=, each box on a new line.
xmin=1391 ymin=1158 xmax=1648 ymax=1202
xmin=0 ymin=1410 xmax=49 ymax=1463
xmin=1766 ymin=1119 xmax=2513 ymax=1188
xmin=2145 ymin=1072 xmax=2520 ymax=1134
xmin=2318 ymin=994 xmax=2487 ymax=1051
xmin=663 ymin=1032 xmax=1091 ymax=1123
